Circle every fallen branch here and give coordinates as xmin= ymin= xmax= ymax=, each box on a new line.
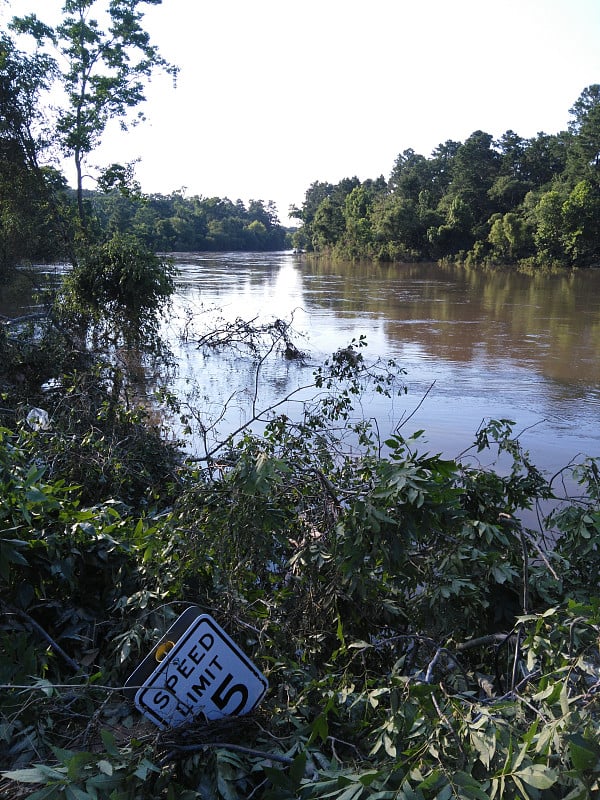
xmin=454 ymin=633 xmax=516 ymax=651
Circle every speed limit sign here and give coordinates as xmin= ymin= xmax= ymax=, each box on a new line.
xmin=125 ymin=609 xmax=268 ymax=729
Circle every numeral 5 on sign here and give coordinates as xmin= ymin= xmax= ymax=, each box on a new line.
xmin=125 ymin=610 xmax=268 ymax=729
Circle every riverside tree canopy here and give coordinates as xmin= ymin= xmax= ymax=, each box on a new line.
xmin=291 ymin=86 xmax=600 ymax=268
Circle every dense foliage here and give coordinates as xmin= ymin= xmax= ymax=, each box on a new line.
xmin=1 ymin=318 xmax=600 ymax=799
xmin=87 ymin=191 xmax=291 ymax=252
xmin=10 ymin=0 xmax=179 ymax=224
xmin=0 ymin=34 xmax=73 ymax=274
xmin=291 ymin=86 xmax=600 ymax=269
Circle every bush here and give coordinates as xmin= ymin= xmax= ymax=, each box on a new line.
xmin=1 ymin=348 xmax=599 ymax=799
xmin=62 ymin=233 xmax=176 ymax=345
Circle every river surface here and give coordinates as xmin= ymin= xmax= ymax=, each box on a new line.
xmin=3 ymin=253 xmax=599 ymax=475
xmin=161 ymin=252 xmax=600 ymax=475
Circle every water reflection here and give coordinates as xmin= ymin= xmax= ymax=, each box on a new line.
xmin=299 ymin=260 xmax=600 ymax=384
xmin=166 ymin=252 xmax=600 ymax=471
xmin=3 ymin=253 xmax=598 ymax=473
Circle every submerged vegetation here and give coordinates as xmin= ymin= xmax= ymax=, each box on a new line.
xmin=1 ymin=2 xmax=600 ymax=798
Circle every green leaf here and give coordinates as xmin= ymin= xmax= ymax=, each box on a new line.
xmin=132 ymin=758 xmax=159 ymax=780
xmin=513 ymin=764 xmax=558 ymax=789
xmin=1 ymin=767 xmax=50 ymax=784
xmin=560 ymin=788 xmax=590 ymax=800
xmin=25 ymin=487 xmax=48 ymax=503
xmin=335 ymin=785 xmax=364 ymax=800
xmin=99 ymin=729 xmax=119 ymax=758
xmin=309 ymin=713 xmax=329 ymax=744
xmin=0 ymin=542 xmax=29 ymax=566
xmin=96 ymin=759 xmax=113 ymax=776
xmin=35 ymin=764 xmax=68 ymax=780
xmin=383 ymin=733 xmax=397 ymax=758
xmin=22 ymin=788 xmax=61 ymax=800
xmin=262 ymin=766 xmax=291 ymax=789
xmin=433 ymin=784 xmax=453 ymax=800
xmin=64 ymin=786 xmax=93 ymax=800
xmin=452 ymin=771 xmax=490 ymax=800
xmin=559 ymin=682 xmax=570 ymax=716
xmin=511 ymin=774 xmax=529 ymax=800
xmin=358 ymin=771 xmax=382 ymax=787
xmin=143 ymin=544 xmax=154 ymax=563
xmin=541 ymin=606 xmax=559 ymax=618
xmin=532 ymin=682 xmax=562 ymax=704
xmin=64 ymin=751 xmax=96 ymax=781
xmin=288 ymin=753 xmax=307 ymax=787
xmin=569 ymin=733 xmax=600 ymax=772
xmin=336 ymin=613 xmax=345 ymax=647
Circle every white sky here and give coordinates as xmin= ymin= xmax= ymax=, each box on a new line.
xmin=3 ymin=0 xmax=600 ymax=224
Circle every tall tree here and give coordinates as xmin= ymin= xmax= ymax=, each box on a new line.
xmin=11 ymin=0 xmax=178 ymax=225
xmin=389 ymin=148 xmax=431 ymax=201
xmin=0 ymin=33 xmax=68 ymax=270
xmin=521 ymin=131 xmax=569 ymax=188
xmin=428 ymin=140 xmax=460 ymax=202
xmin=567 ymin=84 xmax=600 ymax=186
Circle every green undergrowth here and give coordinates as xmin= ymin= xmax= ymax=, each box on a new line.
xmin=1 ymin=347 xmax=600 ymax=799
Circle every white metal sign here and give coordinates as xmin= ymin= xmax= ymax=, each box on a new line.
xmin=129 ymin=613 xmax=268 ymax=729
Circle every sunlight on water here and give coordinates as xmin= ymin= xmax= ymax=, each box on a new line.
xmin=9 ymin=255 xmax=598 ymax=480
xmin=161 ymin=252 xmax=600 ymax=476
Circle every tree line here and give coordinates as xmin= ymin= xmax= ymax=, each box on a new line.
xmin=3 ymin=4 xmax=598 ymax=272
xmin=88 ymin=190 xmax=290 ymax=252
xmin=292 ymin=86 xmax=600 ymax=268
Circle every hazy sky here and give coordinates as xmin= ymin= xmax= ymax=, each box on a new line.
xmin=3 ymin=0 xmax=600 ymax=223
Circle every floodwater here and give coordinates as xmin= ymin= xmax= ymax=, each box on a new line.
xmin=162 ymin=252 xmax=600 ymax=475
xmin=2 ymin=253 xmax=599 ymax=475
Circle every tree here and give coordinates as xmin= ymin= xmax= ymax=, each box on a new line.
xmin=562 ymin=179 xmax=600 ymax=264
xmin=567 ymin=84 xmax=600 ymax=185
xmin=428 ymin=139 xmax=460 ymax=203
xmin=289 ymin=180 xmax=335 ymax=227
xmin=496 ymin=130 xmax=527 ymax=176
xmin=371 ymin=194 xmax=433 ymax=259
xmin=389 ymin=148 xmax=431 ymax=201
xmin=11 ymin=0 xmax=178 ymax=226
xmin=488 ymin=211 xmax=531 ymax=262
xmin=429 ymin=193 xmax=476 ymax=255
xmin=532 ymin=189 xmax=566 ymax=262
xmin=0 ymin=33 xmax=69 ymax=270
xmin=248 ymin=199 xmax=279 ymax=229
xmin=446 ymin=130 xmax=500 ymax=229
xmin=311 ymin=196 xmax=346 ymax=250
xmin=293 ymin=91 xmax=600 ymax=266
xmin=488 ymin=130 xmax=533 ymax=211
xmin=521 ymin=131 xmax=569 ymax=187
